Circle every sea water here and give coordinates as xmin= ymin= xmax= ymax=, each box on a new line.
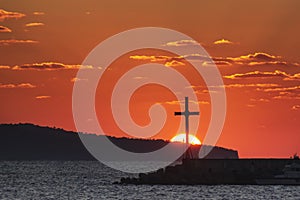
xmin=0 ymin=161 xmax=299 ymax=200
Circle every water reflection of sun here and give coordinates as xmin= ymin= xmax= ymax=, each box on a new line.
xmin=170 ymin=133 xmax=201 ymax=145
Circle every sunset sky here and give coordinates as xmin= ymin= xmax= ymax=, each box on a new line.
xmin=0 ymin=0 xmax=299 ymax=158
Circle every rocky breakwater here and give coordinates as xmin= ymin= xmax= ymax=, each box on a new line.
xmin=119 ymin=158 xmax=300 ymax=185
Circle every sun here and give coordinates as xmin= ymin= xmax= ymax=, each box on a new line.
xmin=170 ymin=133 xmax=201 ymax=145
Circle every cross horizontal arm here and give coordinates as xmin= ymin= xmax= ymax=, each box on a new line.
xmin=174 ymin=112 xmax=184 ymax=116
xmin=189 ymin=111 xmax=200 ymax=115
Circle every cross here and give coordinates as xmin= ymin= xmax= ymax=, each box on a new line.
xmin=174 ymin=96 xmax=200 ymax=159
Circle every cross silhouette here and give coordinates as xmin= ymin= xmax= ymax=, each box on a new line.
xmin=174 ymin=96 xmax=200 ymax=159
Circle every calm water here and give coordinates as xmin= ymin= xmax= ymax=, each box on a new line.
xmin=0 ymin=161 xmax=299 ymax=200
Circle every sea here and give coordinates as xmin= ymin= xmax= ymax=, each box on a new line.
xmin=0 ymin=161 xmax=299 ymax=200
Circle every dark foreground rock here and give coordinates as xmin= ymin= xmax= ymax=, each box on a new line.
xmin=119 ymin=158 xmax=300 ymax=185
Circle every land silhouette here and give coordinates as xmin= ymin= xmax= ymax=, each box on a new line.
xmin=0 ymin=123 xmax=238 ymax=160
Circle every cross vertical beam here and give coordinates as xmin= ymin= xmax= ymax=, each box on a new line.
xmin=174 ymin=97 xmax=200 ymax=159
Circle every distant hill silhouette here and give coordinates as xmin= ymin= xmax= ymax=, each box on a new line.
xmin=0 ymin=123 xmax=238 ymax=160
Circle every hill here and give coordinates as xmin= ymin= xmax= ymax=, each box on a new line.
xmin=0 ymin=123 xmax=238 ymax=160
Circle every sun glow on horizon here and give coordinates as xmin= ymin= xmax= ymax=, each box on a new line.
xmin=170 ymin=133 xmax=201 ymax=145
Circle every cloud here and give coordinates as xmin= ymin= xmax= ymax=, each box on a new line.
xmin=0 ymin=83 xmax=36 ymax=89
xmin=292 ymin=105 xmax=300 ymax=111
xmin=234 ymin=52 xmax=279 ymax=61
xmin=164 ymin=60 xmax=185 ymax=67
xmin=33 ymin=12 xmax=45 ymax=15
xmin=162 ymin=100 xmax=209 ymax=105
xmin=35 ymin=95 xmax=51 ymax=99
xmin=130 ymin=54 xmax=201 ymax=63
xmin=0 ymin=25 xmax=12 ymax=33
xmin=284 ymin=73 xmax=300 ymax=81
xmin=129 ymin=55 xmax=185 ymax=67
xmin=25 ymin=22 xmax=45 ymax=27
xmin=224 ymin=70 xmax=299 ymax=80
xmin=130 ymin=53 xmax=231 ymax=67
xmin=130 ymin=52 xmax=293 ymax=68
xmin=163 ymin=100 xmax=182 ymax=105
xmin=201 ymin=61 xmax=232 ymax=66
xmin=13 ymin=62 xmax=93 ymax=70
xmin=247 ymin=104 xmax=255 ymax=108
xmin=133 ymin=76 xmax=148 ymax=80
xmin=257 ymin=85 xmax=300 ymax=102
xmin=71 ymin=77 xmax=88 ymax=82
xmin=250 ymin=98 xmax=270 ymax=102
xmin=71 ymin=78 xmax=80 ymax=82
xmin=212 ymin=61 xmax=232 ymax=66
xmin=192 ymin=83 xmax=279 ymax=89
xmin=213 ymin=39 xmax=235 ymax=45
xmin=192 ymin=83 xmax=280 ymax=94
xmin=0 ymin=39 xmax=38 ymax=46
xmin=0 ymin=65 xmax=10 ymax=69
xmin=272 ymin=91 xmax=300 ymax=100
xmin=189 ymin=52 xmax=291 ymax=67
xmin=248 ymin=61 xmax=288 ymax=67
xmin=192 ymin=100 xmax=210 ymax=105
xmin=129 ymin=55 xmax=170 ymax=62
xmin=163 ymin=40 xmax=199 ymax=47
xmin=0 ymin=9 xmax=25 ymax=21
xmin=273 ymin=95 xmax=300 ymax=100
xmin=225 ymin=83 xmax=279 ymax=88
xmin=223 ymin=52 xmax=299 ymax=67
xmin=183 ymin=54 xmax=234 ymax=66
xmin=259 ymin=85 xmax=300 ymax=92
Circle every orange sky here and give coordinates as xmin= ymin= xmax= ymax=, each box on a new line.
xmin=0 ymin=0 xmax=299 ymax=158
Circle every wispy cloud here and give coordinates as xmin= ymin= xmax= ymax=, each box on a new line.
xmin=191 ymin=83 xmax=279 ymax=90
xmin=0 ymin=83 xmax=36 ymax=89
xmin=0 ymin=65 xmax=10 ymax=69
xmin=0 ymin=39 xmax=38 ymax=46
xmin=250 ymin=98 xmax=270 ymax=102
xmin=71 ymin=77 xmax=88 ymax=82
xmin=263 ymin=86 xmax=300 ymax=101
xmin=232 ymin=52 xmax=280 ymax=62
xmin=193 ymin=52 xmax=298 ymax=67
xmin=25 ymin=22 xmax=45 ymax=27
xmin=33 ymin=11 xmax=45 ymax=15
xmin=0 ymin=62 xmax=94 ymax=71
xmin=224 ymin=70 xmax=299 ymax=81
xmin=0 ymin=25 xmax=12 ymax=33
xmin=163 ymin=40 xmax=199 ymax=47
xmin=259 ymin=85 xmax=300 ymax=92
xmin=292 ymin=105 xmax=300 ymax=111
xmin=213 ymin=39 xmax=235 ymax=45
xmin=225 ymin=83 xmax=279 ymax=88
xmin=129 ymin=55 xmax=185 ymax=67
xmin=232 ymin=53 xmax=298 ymax=67
xmin=129 ymin=55 xmax=170 ymax=62
xmin=13 ymin=62 xmax=93 ymax=70
xmin=161 ymin=100 xmax=209 ymax=105
xmin=273 ymin=96 xmax=300 ymax=100
xmin=207 ymin=52 xmax=282 ymax=66
xmin=35 ymin=95 xmax=51 ymax=99
xmin=0 ymin=9 xmax=25 ymax=21
xmin=130 ymin=52 xmax=296 ymax=68
xmin=192 ymin=83 xmax=279 ymax=94
xmin=272 ymin=91 xmax=300 ymax=100
xmin=133 ymin=76 xmax=148 ymax=80
xmin=164 ymin=60 xmax=185 ymax=67
xmin=248 ymin=61 xmax=288 ymax=67
xmin=247 ymin=104 xmax=255 ymax=108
